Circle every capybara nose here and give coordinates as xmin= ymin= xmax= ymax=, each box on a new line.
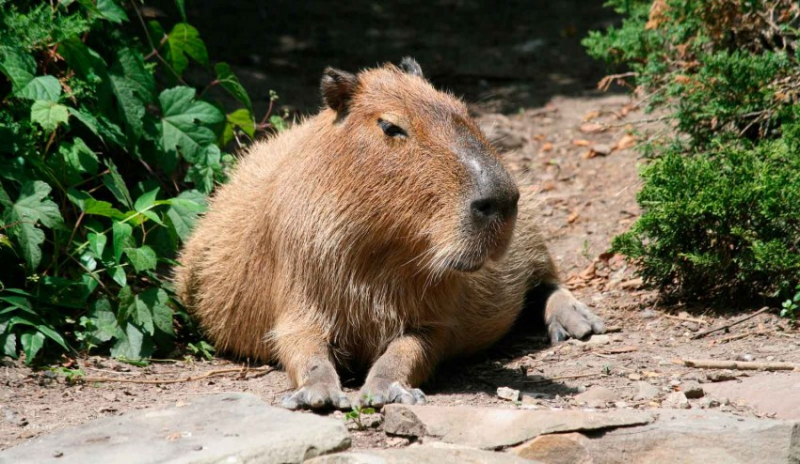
xmin=470 ymin=190 xmax=519 ymax=224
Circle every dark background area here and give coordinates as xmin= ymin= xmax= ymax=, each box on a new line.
xmin=180 ymin=0 xmax=620 ymax=114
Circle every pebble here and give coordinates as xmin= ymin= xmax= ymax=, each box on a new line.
xmin=497 ymin=387 xmax=521 ymax=402
xmin=707 ymin=371 xmax=738 ymax=382
xmin=591 ymin=143 xmax=612 ymax=156
xmin=681 ymin=381 xmax=705 ymax=399
xmin=664 ymin=392 xmax=691 ymax=409
xmin=640 ymin=309 xmax=657 ymax=319
xmin=737 ymin=353 xmax=754 ymax=362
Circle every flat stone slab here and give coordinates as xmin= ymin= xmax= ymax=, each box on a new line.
xmin=306 ymin=444 xmax=539 ymax=463
xmin=580 ymin=409 xmax=800 ymax=464
xmin=383 ymin=404 xmax=653 ymax=450
xmin=703 ymin=373 xmax=800 ymax=419
xmin=0 ymin=392 xmax=350 ymax=464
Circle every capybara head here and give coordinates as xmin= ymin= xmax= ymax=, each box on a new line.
xmin=317 ymin=58 xmax=519 ymax=276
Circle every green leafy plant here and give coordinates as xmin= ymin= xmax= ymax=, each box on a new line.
xmin=781 ymin=284 xmax=800 ymax=321
xmin=345 ymin=398 xmax=377 ymax=430
xmin=584 ymin=0 xmax=800 ymax=302
xmin=0 ymin=0 xmax=284 ymax=364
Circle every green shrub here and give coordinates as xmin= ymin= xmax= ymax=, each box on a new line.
xmin=0 ymin=0 xmax=280 ymax=364
xmin=584 ymin=0 xmax=800 ymax=301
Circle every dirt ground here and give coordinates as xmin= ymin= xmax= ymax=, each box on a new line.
xmin=3 ymin=0 xmax=800 ymax=452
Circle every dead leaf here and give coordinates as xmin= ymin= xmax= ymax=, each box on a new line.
xmin=579 ymin=123 xmax=604 ymax=133
xmin=645 ymin=0 xmax=668 ymax=30
xmin=674 ymin=75 xmax=692 ymax=84
xmin=572 ymin=139 xmax=591 ymax=146
xmin=582 ymin=150 xmax=596 ymax=159
xmin=541 ymin=142 xmax=553 ymax=152
xmin=620 ymin=277 xmax=644 ymax=289
xmin=614 ymin=134 xmax=637 ymax=150
xmin=533 ymin=133 xmax=547 ymax=141
xmin=568 ymin=211 xmax=580 ymax=224
xmin=582 ymin=110 xmax=601 ymax=122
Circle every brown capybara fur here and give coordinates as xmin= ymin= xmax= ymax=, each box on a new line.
xmin=175 ymin=58 xmax=604 ymax=409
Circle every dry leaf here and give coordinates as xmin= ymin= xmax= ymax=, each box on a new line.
xmin=582 ymin=150 xmax=596 ymax=159
xmin=572 ymin=139 xmax=591 ymax=146
xmin=582 ymin=110 xmax=601 ymax=122
xmin=533 ymin=133 xmax=547 ymax=141
xmin=579 ymin=123 xmax=604 ymax=133
xmin=615 ymin=134 xmax=637 ymax=150
xmin=541 ymin=142 xmax=553 ymax=152
xmin=568 ymin=211 xmax=580 ymax=223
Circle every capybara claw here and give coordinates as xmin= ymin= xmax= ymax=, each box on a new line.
xmin=356 ymin=381 xmax=426 ymax=409
xmin=281 ymin=384 xmax=351 ymax=411
xmin=546 ymin=288 xmax=605 ymax=343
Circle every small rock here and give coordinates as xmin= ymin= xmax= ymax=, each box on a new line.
xmin=669 ymin=379 xmax=681 ymax=387
xmin=102 ymin=393 xmax=117 ymax=402
xmin=737 ymin=353 xmax=754 ymax=362
xmin=614 ymin=401 xmax=628 ymax=409
xmin=497 ymin=387 xmax=521 ymax=402
xmin=682 ymin=381 xmax=705 ymax=399
xmin=640 ymin=309 xmax=657 ymax=319
xmin=591 ymin=143 xmax=612 ymax=156
xmin=385 ymin=436 xmax=410 ymax=447
xmin=706 ymin=371 xmax=739 ymax=382
xmin=634 ymin=382 xmax=660 ymax=401
xmin=664 ymin=392 xmax=690 ymax=409
xmin=628 ymin=373 xmax=642 ymax=381
xmin=702 ymin=398 xmax=721 ymax=409
xmin=575 ymin=386 xmax=618 ymax=407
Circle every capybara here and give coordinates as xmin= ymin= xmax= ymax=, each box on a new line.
xmin=175 ymin=58 xmax=604 ymax=409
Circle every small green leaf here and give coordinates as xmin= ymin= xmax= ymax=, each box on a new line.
xmin=96 ymin=0 xmax=129 ymax=23
xmin=112 ymin=221 xmax=133 ymax=264
xmin=215 ymin=63 xmax=252 ymax=112
xmin=124 ymin=245 xmax=157 ymax=273
xmin=111 ymin=323 xmax=153 ymax=360
xmin=5 ymin=181 xmax=63 ymax=270
xmin=165 ymin=23 xmax=209 ymax=76
xmin=159 ymin=86 xmax=224 ymax=163
xmin=166 ymin=190 xmax=206 ymax=241
xmin=31 ymin=101 xmax=70 ymax=132
xmin=17 ymin=76 xmax=62 ymax=101
xmin=88 ymin=232 xmax=107 ymax=258
xmin=227 ymin=108 xmax=256 ymax=137
xmin=102 ymin=160 xmax=133 ymax=207
xmin=20 ymin=330 xmax=45 ymax=363
xmin=270 ymin=115 xmax=287 ymax=133
xmin=0 ymin=332 xmax=16 ymax=358
xmin=134 ymin=188 xmax=160 ymax=213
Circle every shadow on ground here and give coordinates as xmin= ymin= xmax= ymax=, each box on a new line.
xmin=184 ymin=0 xmax=620 ymax=114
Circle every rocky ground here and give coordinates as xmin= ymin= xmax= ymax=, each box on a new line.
xmin=3 ymin=1 xmax=800 ymax=462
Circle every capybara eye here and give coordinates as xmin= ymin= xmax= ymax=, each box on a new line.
xmin=378 ymin=119 xmax=407 ymax=138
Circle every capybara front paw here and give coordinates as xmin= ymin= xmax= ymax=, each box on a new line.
xmin=546 ymin=290 xmax=605 ymax=343
xmin=356 ymin=379 xmax=426 ymax=408
xmin=281 ymin=381 xmax=351 ymax=411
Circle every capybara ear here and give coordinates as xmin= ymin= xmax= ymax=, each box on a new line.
xmin=399 ymin=57 xmax=423 ymax=78
xmin=321 ymin=67 xmax=358 ymax=112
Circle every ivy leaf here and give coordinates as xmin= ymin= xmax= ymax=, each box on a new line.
xmin=85 ymin=298 xmax=120 ymax=343
xmin=5 ymin=181 xmax=63 ymax=269
xmin=166 ymin=189 xmax=206 ymax=241
xmin=159 ymin=86 xmax=224 ymax=163
xmin=215 ymin=63 xmax=252 ymax=112
xmin=1 ymin=331 xmax=16 ymax=358
xmin=128 ymin=289 xmax=172 ymax=337
xmin=31 ymin=101 xmax=70 ymax=132
xmin=165 ymin=23 xmax=209 ymax=76
xmin=124 ymin=245 xmax=157 ymax=273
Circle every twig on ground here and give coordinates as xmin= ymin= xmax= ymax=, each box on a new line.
xmin=525 ymin=372 xmax=601 ymax=384
xmin=691 ymin=306 xmax=771 ymax=339
xmin=663 ymin=314 xmax=708 ymax=324
xmin=714 ymin=330 xmax=768 ymax=345
xmin=78 ymin=366 xmax=275 ymax=385
xmin=674 ymin=359 xmax=798 ymax=371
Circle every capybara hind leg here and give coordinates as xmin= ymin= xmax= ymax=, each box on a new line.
xmin=356 ymin=332 xmax=442 ymax=408
xmin=544 ymin=285 xmax=605 ymax=343
xmin=276 ymin=330 xmax=350 ymax=411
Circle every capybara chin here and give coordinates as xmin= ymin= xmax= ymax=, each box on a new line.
xmin=174 ymin=57 xmax=604 ymax=410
